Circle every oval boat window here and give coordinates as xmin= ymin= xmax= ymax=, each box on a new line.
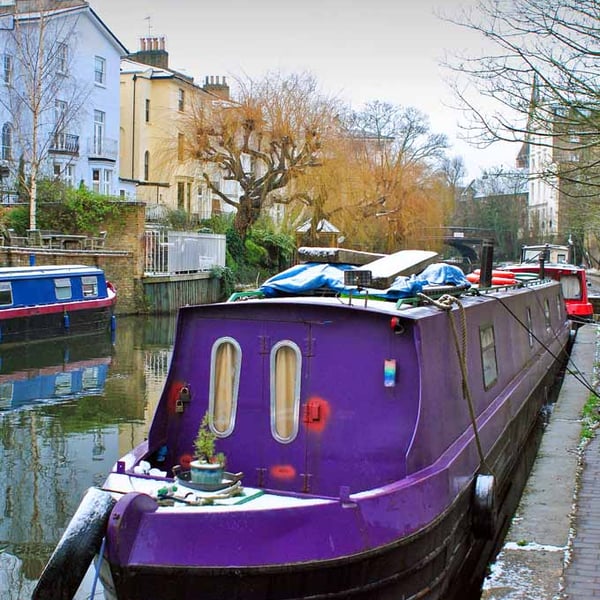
xmin=208 ymin=337 xmax=241 ymax=436
xmin=270 ymin=341 xmax=302 ymax=443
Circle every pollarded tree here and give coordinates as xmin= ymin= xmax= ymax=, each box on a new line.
xmin=0 ymin=0 xmax=91 ymax=230
xmin=183 ymin=71 xmax=342 ymax=240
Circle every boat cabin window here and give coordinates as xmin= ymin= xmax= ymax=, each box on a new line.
xmin=526 ymin=307 xmax=534 ymax=347
xmin=0 ymin=382 xmax=12 ymax=410
xmin=82 ymin=367 xmax=100 ymax=390
xmin=556 ymin=294 xmax=562 ymax=318
xmin=544 ymin=299 xmax=551 ymax=330
xmin=54 ymin=372 xmax=73 ymax=396
xmin=209 ymin=337 xmax=241 ymax=436
xmin=270 ymin=341 xmax=302 ymax=443
xmin=560 ymin=275 xmax=582 ymax=300
xmin=479 ymin=325 xmax=498 ymax=390
xmin=82 ymin=276 xmax=99 ymax=298
xmin=54 ymin=278 xmax=72 ymax=300
xmin=0 ymin=281 xmax=12 ymax=306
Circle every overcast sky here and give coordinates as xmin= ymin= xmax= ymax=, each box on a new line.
xmin=89 ymin=0 xmax=518 ymax=180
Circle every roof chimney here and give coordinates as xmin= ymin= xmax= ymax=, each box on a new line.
xmin=128 ymin=36 xmax=169 ymax=69
xmin=203 ymin=75 xmax=230 ymax=100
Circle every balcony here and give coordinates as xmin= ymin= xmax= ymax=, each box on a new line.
xmin=49 ymin=133 xmax=79 ymax=155
xmin=87 ymin=137 xmax=118 ymax=161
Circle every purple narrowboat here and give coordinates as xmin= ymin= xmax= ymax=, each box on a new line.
xmin=35 ymin=249 xmax=570 ymax=600
xmin=0 ymin=264 xmax=116 ymax=344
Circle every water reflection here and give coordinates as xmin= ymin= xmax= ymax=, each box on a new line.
xmin=0 ymin=314 xmax=176 ymax=599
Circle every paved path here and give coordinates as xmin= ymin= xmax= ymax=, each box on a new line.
xmin=562 ymin=432 xmax=600 ymax=599
xmin=482 ymin=324 xmax=598 ymax=599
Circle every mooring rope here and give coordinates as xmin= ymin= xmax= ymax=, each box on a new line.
xmin=417 ymin=293 xmax=492 ymax=473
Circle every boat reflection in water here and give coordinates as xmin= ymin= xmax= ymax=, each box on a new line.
xmin=0 ymin=335 xmax=112 ymax=411
xmin=0 ymin=316 xmax=176 ymax=600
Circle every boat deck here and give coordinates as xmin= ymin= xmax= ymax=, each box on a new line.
xmin=103 ymin=472 xmax=334 ymax=511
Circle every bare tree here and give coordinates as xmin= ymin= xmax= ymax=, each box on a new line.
xmin=339 ymin=101 xmax=449 ymax=250
xmin=184 ymin=71 xmax=341 ymax=240
xmin=0 ymin=0 xmax=90 ymax=229
xmin=445 ymin=0 xmax=600 ymax=189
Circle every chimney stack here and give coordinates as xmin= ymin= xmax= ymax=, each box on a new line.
xmin=203 ymin=75 xmax=230 ymax=100
xmin=128 ymin=36 xmax=169 ymax=70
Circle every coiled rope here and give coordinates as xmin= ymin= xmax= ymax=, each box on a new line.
xmin=417 ymin=293 xmax=492 ymax=473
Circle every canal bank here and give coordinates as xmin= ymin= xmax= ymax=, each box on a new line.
xmin=482 ymin=323 xmax=598 ymax=599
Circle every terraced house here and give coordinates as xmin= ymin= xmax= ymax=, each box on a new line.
xmin=0 ymin=0 xmax=126 ymax=209
xmin=120 ymin=37 xmax=238 ymax=221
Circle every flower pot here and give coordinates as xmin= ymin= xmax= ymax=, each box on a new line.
xmin=190 ymin=460 xmax=224 ymax=487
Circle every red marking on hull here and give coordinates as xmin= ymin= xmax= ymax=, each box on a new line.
xmin=167 ymin=381 xmax=186 ymax=414
xmin=303 ymin=396 xmax=331 ymax=433
xmin=270 ymin=464 xmax=296 ymax=480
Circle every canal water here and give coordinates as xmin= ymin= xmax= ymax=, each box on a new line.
xmin=0 ymin=314 xmax=177 ymax=599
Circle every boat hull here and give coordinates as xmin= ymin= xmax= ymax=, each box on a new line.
xmin=0 ymin=301 xmax=115 ymax=344
xmin=99 ymin=351 xmax=562 ymax=600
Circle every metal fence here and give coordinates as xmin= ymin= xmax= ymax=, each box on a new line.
xmin=144 ymin=229 xmax=226 ymax=275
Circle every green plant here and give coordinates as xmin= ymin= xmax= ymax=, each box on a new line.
xmin=581 ymin=392 xmax=600 ymax=441
xmin=211 ymin=265 xmax=236 ymax=300
xmin=194 ymin=411 xmax=224 ymax=464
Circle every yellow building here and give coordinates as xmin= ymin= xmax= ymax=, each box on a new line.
xmin=120 ymin=37 xmax=233 ymax=220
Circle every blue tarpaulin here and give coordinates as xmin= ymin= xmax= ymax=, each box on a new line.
xmin=260 ymin=262 xmax=470 ymax=299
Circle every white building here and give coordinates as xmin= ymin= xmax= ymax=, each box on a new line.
xmin=0 ymin=0 xmax=127 ymax=200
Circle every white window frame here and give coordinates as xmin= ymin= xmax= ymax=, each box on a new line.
xmin=94 ymin=56 xmax=106 ymax=86
xmin=480 ymin=324 xmax=498 ymax=390
xmin=1 ymin=122 xmax=11 ymax=161
xmin=54 ymin=278 xmax=72 ymax=300
xmin=2 ymin=54 xmax=11 ymax=85
xmin=270 ymin=340 xmax=302 ymax=443
xmin=56 ymin=42 xmax=68 ymax=75
xmin=208 ymin=337 xmax=241 ymax=437
xmin=93 ymin=110 xmax=105 ymax=155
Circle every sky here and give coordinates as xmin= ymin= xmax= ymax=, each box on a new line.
xmin=89 ymin=0 xmax=518 ymax=181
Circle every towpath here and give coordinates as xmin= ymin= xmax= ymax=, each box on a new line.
xmin=481 ymin=323 xmax=599 ymax=600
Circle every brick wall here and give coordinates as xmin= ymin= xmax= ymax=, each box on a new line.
xmin=0 ymin=202 xmax=146 ymax=315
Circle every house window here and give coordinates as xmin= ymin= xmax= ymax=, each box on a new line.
xmin=270 ymin=341 xmax=302 ymax=443
xmin=144 ymin=150 xmax=149 ymax=180
xmin=177 ymin=133 xmax=184 ymax=161
xmin=92 ymin=168 xmax=100 ymax=192
xmin=55 ymin=163 xmax=75 ymax=187
xmin=102 ymin=169 xmax=112 ymax=195
xmin=1 ymin=122 xmax=11 ymax=160
xmin=0 ymin=281 xmax=12 ymax=306
xmin=177 ymin=181 xmax=184 ymax=209
xmin=145 ymin=98 xmax=150 ymax=122
xmin=94 ymin=56 xmax=106 ymax=85
xmin=82 ymin=276 xmax=99 ymax=297
xmin=208 ymin=337 xmax=241 ymax=436
xmin=480 ymin=324 xmax=498 ymax=390
xmin=54 ymin=278 xmax=72 ymax=300
xmin=2 ymin=54 xmax=11 ymax=85
xmin=56 ymin=42 xmax=68 ymax=74
xmin=177 ymin=88 xmax=185 ymax=111
xmin=93 ymin=110 xmax=105 ymax=155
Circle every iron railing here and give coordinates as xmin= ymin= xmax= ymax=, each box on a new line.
xmin=144 ymin=229 xmax=226 ymax=275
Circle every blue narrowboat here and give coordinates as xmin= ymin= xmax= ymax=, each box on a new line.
xmin=0 ymin=265 xmax=117 ymax=344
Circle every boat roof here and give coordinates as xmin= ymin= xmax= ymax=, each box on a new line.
xmin=0 ymin=265 xmax=104 ymax=281
xmin=219 ymin=279 xmax=560 ymax=322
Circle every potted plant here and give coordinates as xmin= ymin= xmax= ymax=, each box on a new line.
xmin=189 ymin=411 xmax=226 ymax=487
